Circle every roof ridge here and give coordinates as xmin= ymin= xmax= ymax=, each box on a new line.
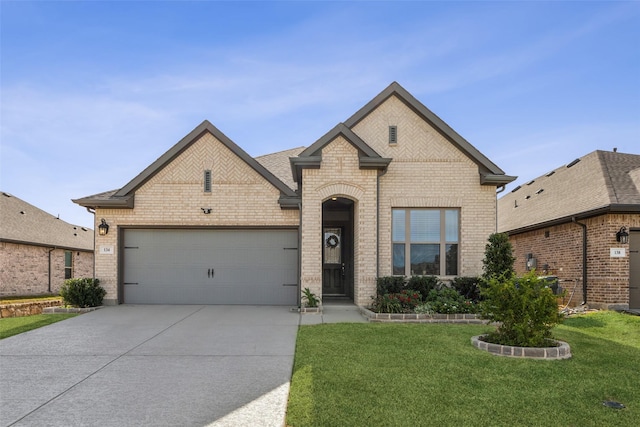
xmin=597 ymin=150 xmax=620 ymax=204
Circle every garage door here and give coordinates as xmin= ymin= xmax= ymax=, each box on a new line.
xmin=122 ymin=229 xmax=298 ymax=305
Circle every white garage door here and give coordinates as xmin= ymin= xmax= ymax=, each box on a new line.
xmin=122 ymin=229 xmax=298 ymax=305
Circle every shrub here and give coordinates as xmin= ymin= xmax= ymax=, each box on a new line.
xmin=406 ymin=276 xmax=439 ymax=301
xmin=59 ymin=278 xmax=106 ymax=308
xmin=370 ymin=290 xmax=422 ymax=313
xmin=482 ymin=233 xmax=515 ymax=280
xmin=376 ymin=276 xmax=405 ymax=295
xmin=424 ymin=288 xmax=477 ymax=314
xmin=479 ymin=272 xmax=564 ymax=347
xmin=451 ymin=276 xmax=482 ymax=302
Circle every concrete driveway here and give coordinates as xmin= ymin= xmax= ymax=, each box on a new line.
xmin=0 ymin=305 xmax=300 ymax=427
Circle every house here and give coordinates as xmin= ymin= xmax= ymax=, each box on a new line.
xmin=497 ymin=150 xmax=640 ymax=310
xmin=73 ymin=82 xmax=515 ymax=306
xmin=0 ymin=192 xmax=94 ymax=297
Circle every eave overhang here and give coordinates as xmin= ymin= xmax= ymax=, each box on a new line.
xmin=481 ymin=174 xmax=518 ymax=186
xmin=71 ymin=195 xmax=135 ymax=210
xmin=504 ymin=204 xmax=640 ymax=236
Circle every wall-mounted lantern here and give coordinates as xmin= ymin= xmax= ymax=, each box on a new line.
xmin=98 ymin=218 xmax=109 ymax=236
xmin=616 ymin=226 xmax=629 ymax=244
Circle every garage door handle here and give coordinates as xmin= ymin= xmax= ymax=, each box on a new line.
xmin=208 ymin=268 xmax=215 ymax=279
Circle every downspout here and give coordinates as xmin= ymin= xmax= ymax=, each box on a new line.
xmin=298 ymin=202 xmax=303 ymax=309
xmin=572 ymin=217 xmax=588 ymax=305
xmin=47 ymin=247 xmax=56 ymax=293
xmin=85 ymin=207 xmax=96 ymax=280
xmin=376 ymin=168 xmax=389 ymax=278
xmin=495 ymin=185 xmax=506 ymax=232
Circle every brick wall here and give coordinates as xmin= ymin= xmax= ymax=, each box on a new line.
xmin=300 ymin=137 xmax=378 ymax=306
xmin=0 ymin=242 xmax=93 ymax=297
xmin=94 ymin=132 xmax=299 ymax=303
xmin=509 ymin=213 xmax=640 ymax=309
xmin=353 ymin=95 xmax=498 ymax=279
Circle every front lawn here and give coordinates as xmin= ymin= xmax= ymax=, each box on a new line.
xmin=287 ymin=311 xmax=639 ymax=426
xmin=0 ymin=314 xmax=78 ymax=339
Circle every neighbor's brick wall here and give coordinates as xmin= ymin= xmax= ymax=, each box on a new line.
xmin=94 ymin=132 xmax=299 ymax=303
xmin=0 ymin=242 xmax=93 ymax=297
xmin=353 ymin=95 xmax=498 ymax=279
xmin=509 ymin=213 xmax=640 ymax=309
xmin=300 ymin=137 xmax=378 ymax=306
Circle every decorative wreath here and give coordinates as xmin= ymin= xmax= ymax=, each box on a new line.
xmin=326 ymin=234 xmax=340 ymax=248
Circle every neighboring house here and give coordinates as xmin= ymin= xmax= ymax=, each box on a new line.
xmin=497 ymin=150 xmax=640 ymax=310
xmin=73 ymin=82 xmax=515 ymax=306
xmin=0 ymin=192 xmax=94 ymax=297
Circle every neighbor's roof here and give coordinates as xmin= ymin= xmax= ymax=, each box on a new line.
xmin=498 ymin=150 xmax=640 ymax=234
xmin=0 ymin=192 xmax=94 ymax=250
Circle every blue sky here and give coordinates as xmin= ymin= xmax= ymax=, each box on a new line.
xmin=1 ymin=1 xmax=639 ymax=228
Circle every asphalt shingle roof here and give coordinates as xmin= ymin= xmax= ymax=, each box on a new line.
xmin=498 ymin=150 xmax=640 ymax=233
xmin=255 ymin=146 xmax=305 ymax=191
xmin=0 ymin=192 xmax=94 ymax=250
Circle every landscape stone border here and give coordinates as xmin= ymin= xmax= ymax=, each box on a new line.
xmin=471 ymin=335 xmax=571 ymax=360
xmin=359 ymin=306 xmax=486 ymax=324
xmin=43 ymin=306 xmax=103 ymax=314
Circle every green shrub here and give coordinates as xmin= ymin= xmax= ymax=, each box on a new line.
xmin=424 ymin=288 xmax=477 ymax=314
xmin=482 ymin=233 xmax=515 ymax=280
xmin=59 ymin=278 xmax=106 ymax=308
xmin=406 ymin=276 xmax=439 ymax=301
xmin=451 ymin=276 xmax=482 ymax=302
xmin=479 ymin=272 xmax=563 ymax=347
xmin=370 ymin=294 xmax=403 ymax=313
xmin=376 ymin=276 xmax=405 ymax=295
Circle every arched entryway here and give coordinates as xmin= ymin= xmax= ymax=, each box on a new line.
xmin=322 ymin=197 xmax=355 ymax=301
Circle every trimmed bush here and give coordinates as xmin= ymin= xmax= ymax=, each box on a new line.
xmin=451 ymin=276 xmax=482 ymax=302
xmin=482 ymin=233 xmax=515 ymax=280
xmin=422 ymin=288 xmax=477 ymax=314
xmin=479 ymin=272 xmax=563 ymax=347
xmin=376 ymin=276 xmax=405 ymax=295
xmin=406 ymin=276 xmax=440 ymax=301
xmin=59 ymin=278 xmax=106 ymax=308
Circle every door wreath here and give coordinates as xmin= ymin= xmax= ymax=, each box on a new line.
xmin=326 ymin=234 xmax=340 ymax=248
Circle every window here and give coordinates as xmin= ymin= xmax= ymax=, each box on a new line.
xmin=204 ymin=170 xmax=212 ymax=192
xmin=389 ymin=126 xmax=397 ymax=145
xmin=392 ymin=209 xmax=459 ymax=276
xmin=64 ymin=251 xmax=73 ymax=279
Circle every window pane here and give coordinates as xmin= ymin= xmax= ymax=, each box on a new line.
xmin=393 ymin=244 xmax=405 ymax=275
xmin=410 ymin=210 xmax=439 ymax=242
xmin=64 ymin=251 xmax=72 ymax=268
xmin=446 ymin=244 xmax=458 ymax=275
xmin=445 ymin=210 xmax=459 ymax=242
xmin=392 ymin=210 xmax=405 ymax=242
xmin=410 ymin=244 xmax=440 ymax=275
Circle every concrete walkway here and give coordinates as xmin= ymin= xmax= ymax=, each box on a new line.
xmin=299 ymin=301 xmax=367 ymax=325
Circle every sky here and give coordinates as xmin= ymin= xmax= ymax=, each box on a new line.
xmin=1 ymin=1 xmax=639 ymax=229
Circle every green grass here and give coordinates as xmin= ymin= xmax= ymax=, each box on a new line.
xmin=287 ymin=311 xmax=639 ymax=427
xmin=0 ymin=314 xmax=78 ymax=339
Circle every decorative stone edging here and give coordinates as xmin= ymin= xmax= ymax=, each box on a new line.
xmin=471 ymin=335 xmax=571 ymax=360
xmin=359 ymin=306 xmax=486 ymax=324
xmin=0 ymin=300 xmax=63 ymax=318
xmin=42 ymin=306 xmax=103 ymax=314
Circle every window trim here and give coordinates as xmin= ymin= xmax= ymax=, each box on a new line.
xmin=391 ymin=208 xmax=460 ymax=276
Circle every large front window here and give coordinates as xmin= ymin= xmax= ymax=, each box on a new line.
xmin=392 ymin=209 xmax=459 ymax=276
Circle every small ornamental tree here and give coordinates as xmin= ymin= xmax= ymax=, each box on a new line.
xmin=479 ymin=272 xmax=564 ymax=347
xmin=482 ymin=233 xmax=515 ymax=280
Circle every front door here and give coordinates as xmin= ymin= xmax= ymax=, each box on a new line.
xmin=323 ymin=227 xmax=345 ymax=295
xmin=629 ymin=230 xmax=640 ymax=309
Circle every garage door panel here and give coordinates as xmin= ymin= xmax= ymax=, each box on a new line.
xmin=123 ymin=229 xmax=298 ymax=305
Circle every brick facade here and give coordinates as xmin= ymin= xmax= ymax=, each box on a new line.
xmin=94 ymin=132 xmax=299 ymax=304
xmin=0 ymin=242 xmax=93 ymax=297
xmin=509 ymin=213 xmax=640 ymax=309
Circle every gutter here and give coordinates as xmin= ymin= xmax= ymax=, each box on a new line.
xmin=48 ymin=247 xmax=56 ymax=293
xmin=572 ymin=217 xmax=588 ymax=305
xmin=86 ymin=207 xmax=97 ymax=280
xmin=495 ymin=185 xmax=506 ymax=232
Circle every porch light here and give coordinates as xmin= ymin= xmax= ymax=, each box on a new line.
xmin=98 ymin=219 xmax=109 ymax=236
xmin=616 ymin=226 xmax=629 ymax=244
